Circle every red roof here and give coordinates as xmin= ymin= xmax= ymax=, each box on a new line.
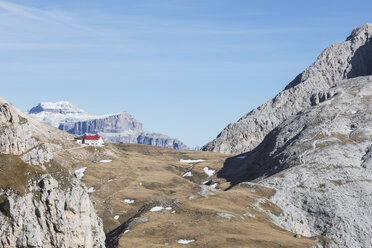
xmin=84 ymin=136 xmax=101 ymax=140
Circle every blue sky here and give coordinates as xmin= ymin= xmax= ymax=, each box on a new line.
xmin=1 ymin=0 xmax=371 ymax=147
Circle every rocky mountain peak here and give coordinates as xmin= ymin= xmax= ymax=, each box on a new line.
xmin=203 ymin=23 xmax=372 ymax=154
xmin=0 ymin=102 xmax=19 ymax=125
xmin=28 ymin=101 xmax=189 ymax=149
xmin=346 ymin=22 xmax=372 ymax=41
xmin=29 ymin=101 xmax=89 ymax=115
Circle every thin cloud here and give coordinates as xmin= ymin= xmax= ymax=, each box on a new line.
xmin=0 ymin=43 xmax=100 ymax=50
xmin=0 ymin=1 xmax=42 ymax=20
xmin=0 ymin=1 xmax=92 ymax=31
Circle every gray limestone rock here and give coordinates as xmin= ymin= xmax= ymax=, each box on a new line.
xmin=21 ymin=143 xmax=54 ymax=167
xmin=0 ymin=100 xmax=38 ymax=155
xmin=203 ymin=23 xmax=372 ymax=154
xmin=136 ymin=132 xmax=189 ymax=150
xmin=219 ymin=76 xmax=372 ymax=247
xmin=0 ymin=175 xmax=105 ymax=247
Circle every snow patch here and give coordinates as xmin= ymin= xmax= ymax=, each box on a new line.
xmin=124 ymin=199 xmax=135 ymax=204
xmin=183 ymin=171 xmax=192 ymax=177
xmin=177 ymin=239 xmax=195 ymax=244
xmin=87 ymin=187 xmax=96 ymax=193
xmin=217 ymin=212 xmax=236 ymax=220
xmin=243 ymin=210 xmax=256 ymax=219
xmin=210 ymin=183 xmax=218 ymax=189
xmin=180 ymin=159 xmax=205 ymax=163
xmin=150 ymin=206 xmax=173 ymax=212
xmin=150 ymin=206 xmax=164 ymax=212
xmin=100 ymin=160 xmax=112 ymax=163
xmin=114 ymin=215 xmax=120 ymax=220
xmin=203 ymin=167 xmax=215 ymax=176
xmin=74 ymin=167 xmax=87 ymax=180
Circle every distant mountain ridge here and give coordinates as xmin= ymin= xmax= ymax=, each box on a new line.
xmin=28 ymin=101 xmax=189 ymax=150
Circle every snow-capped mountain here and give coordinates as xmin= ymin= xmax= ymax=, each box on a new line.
xmin=28 ymin=101 xmax=97 ymax=127
xmin=28 ymin=101 xmax=189 ymax=150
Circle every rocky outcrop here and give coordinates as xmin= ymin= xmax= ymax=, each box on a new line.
xmin=29 ymin=101 xmax=189 ymax=149
xmin=0 ymin=103 xmax=19 ymax=124
xmin=0 ymin=101 xmax=38 ymax=155
xmin=219 ymin=76 xmax=372 ymax=247
xmin=0 ymin=97 xmax=106 ymax=247
xmin=203 ymin=23 xmax=372 ymax=154
xmin=0 ymin=175 xmax=105 ymax=247
xmin=137 ymin=132 xmax=189 ymax=150
xmin=21 ymin=143 xmax=54 ymax=167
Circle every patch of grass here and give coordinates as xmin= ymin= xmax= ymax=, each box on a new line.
xmin=259 ymin=201 xmax=283 ymax=217
xmin=319 ymin=183 xmax=326 ymax=188
xmin=297 ymin=183 xmax=305 ymax=188
xmin=331 ymin=180 xmax=343 ymax=186
xmin=18 ymin=115 xmax=28 ymax=125
xmin=350 ymin=134 xmax=366 ymax=143
xmin=273 ymin=173 xmax=285 ymax=178
xmin=361 ymin=95 xmax=372 ymax=105
xmin=0 ymin=154 xmax=45 ymax=194
xmin=315 ymin=143 xmax=328 ymax=148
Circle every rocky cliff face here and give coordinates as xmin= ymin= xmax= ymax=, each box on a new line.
xmin=217 ymin=65 xmax=372 ymax=246
xmin=0 ymin=176 xmax=105 ymax=248
xmin=0 ymin=102 xmax=38 ymax=155
xmin=60 ymin=112 xmax=143 ymax=135
xmin=136 ymin=132 xmax=189 ymax=150
xmin=0 ymin=97 xmax=106 ymax=247
xmin=203 ymin=23 xmax=372 ymax=154
xmin=29 ymin=102 xmax=189 ymax=150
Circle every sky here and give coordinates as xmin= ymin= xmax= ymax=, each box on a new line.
xmin=1 ymin=0 xmax=372 ymax=147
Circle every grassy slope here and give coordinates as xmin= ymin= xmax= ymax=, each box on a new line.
xmin=54 ymin=143 xmax=317 ymax=248
xmin=0 ymin=154 xmax=45 ymax=194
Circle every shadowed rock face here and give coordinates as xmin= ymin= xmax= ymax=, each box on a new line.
xmin=203 ymin=23 xmax=372 ymax=154
xmin=218 ymin=76 xmax=372 ymax=247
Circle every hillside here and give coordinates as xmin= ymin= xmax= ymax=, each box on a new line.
xmin=1 ymin=96 xmax=318 ymax=247
xmin=217 ymin=76 xmax=372 ymax=247
xmin=55 ymin=143 xmax=319 ymax=248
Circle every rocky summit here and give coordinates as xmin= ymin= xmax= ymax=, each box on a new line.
xmin=29 ymin=101 xmax=189 ymax=150
xmin=203 ymin=23 xmax=372 ymax=154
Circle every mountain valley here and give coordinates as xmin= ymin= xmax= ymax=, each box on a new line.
xmin=1 ymin=23 xmax=372 ymax=248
